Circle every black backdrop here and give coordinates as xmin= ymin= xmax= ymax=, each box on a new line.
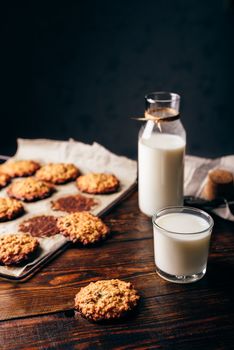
xmin=0 ymin=0 xmax=234 ymax=158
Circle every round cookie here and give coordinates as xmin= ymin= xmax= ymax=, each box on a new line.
xmin=7 ymin=177 xmax=54 ymax=202
xmin=74 ymin=279 xmax=140 ymax=322
xmin=36 ymin=163 xmax=79 ymax=184
xmin=51 ymin=194 xmax=98 ymax=213
xmin=57 ymin=211 xmax=109 ymax=244
xmin=0 ymin=198 xmax=24 ymax=222
xmin=0 ymin=160 xmax=40 ymax=178
xmin=0 ymin=173 xmax=11 ymax=189
xmin=19 ymin=215 xmax=60 ymax=237
xmin=76 ymin=173 xmax=119 ymax=194
xmin=0 ymin=233 xmax=39 ymax=265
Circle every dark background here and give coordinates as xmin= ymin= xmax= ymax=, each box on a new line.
xmin=0 ymin=0 xmax=234 ymax=159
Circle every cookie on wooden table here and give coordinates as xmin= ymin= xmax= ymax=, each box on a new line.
xmin=0 ymin=197 xmax=24 ymax=222
xmin=57 ymin=211 xmax=109 ymax=244
xmin=51 ymin=194 xmax=98 ymax=213
xmin=0 ymin=160 xmax=40 ymax=178
xmin=76 ymin=173 xmax=119 ymax=194
xmin=201 ymin=168 xmax=234 ymax=201
xmin=36 ymin=163 xmax=79 ymax=184
xmin=0 ymin=233 xmax=39 ymax=265
xmin=74 ymin=279 xmax=140 ymax=322
xmin=7 ymin=177 xmax=54 ymax=202
xmin=0 ymin=173 xmax=11 ymax=189
xmin=19 ymin=215 xmax=60 ymax=237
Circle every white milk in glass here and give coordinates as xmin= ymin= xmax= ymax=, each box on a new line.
xmin=153 ymin=212 xmax=213 ymax=279
xmin=138 ymin=132 xmax=185 ymax=216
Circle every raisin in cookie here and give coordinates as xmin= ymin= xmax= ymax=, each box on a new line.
xmin=0 ymin=197 xmax=24 ymax=222
xmin=36 ymin=163 xmax=79 ymax=184
xmin=57 ymin=211 xmax=109 ymax=244
xmin=0 ymin=233 xmax=39 ymax=265
xmin=0 ymin=160 xmax=40 ymax=178
xmin=74 ymin=279 xmax=140 ymax=322
xmin=7 ymin=177 xmax=54 ymax=202
xmin=76 ymin=173 xmax=119 ymax=194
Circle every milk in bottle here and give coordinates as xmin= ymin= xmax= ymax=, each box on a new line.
xmin=138 ymin=92 xmax=186 ymax=216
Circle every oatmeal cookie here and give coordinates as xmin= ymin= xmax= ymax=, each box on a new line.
xmin=76 ymin=173 xmax=119 ymax=194
xmin=7 ymin=177 xmax=54 ymax=202
xmin=51 ymin=194 xmax=97 ymax=213
xmin=74 ymin=279 xmax=140 ymax=322
xmin=0 ymin=173 xmax=11 ymax=189
xmin=36 ymin=163 xmax=79 ymax=184
xmin=0 ymin=197 xmax=24 ymax=222
xmin=57 ymin=211 xmax=109 ymax=244
xmin=0 ymin=233 xmax=39 ymax=265
xmin=19 ymin=215 xmax=60 ymax=237
xmin=0 ymin=160 xmax=40 ymax=178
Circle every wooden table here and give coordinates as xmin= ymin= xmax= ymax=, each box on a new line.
xmin=0 ymin=191 xmax=234 ymax=350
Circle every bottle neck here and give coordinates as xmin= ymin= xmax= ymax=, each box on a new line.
xmin=145 ymin=107 xmax=180 ymax=123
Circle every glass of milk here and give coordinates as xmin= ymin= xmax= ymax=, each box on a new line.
xmin=152 ymin=206 xmax=214 ymax=283
xmin=138 ymin=92 xmax=186 ymax=216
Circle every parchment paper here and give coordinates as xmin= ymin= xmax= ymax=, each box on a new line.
xmin=0 ymin=138 xmax=137 ymax=278
xmin=185 ymin=154 xmax=234 ymax=221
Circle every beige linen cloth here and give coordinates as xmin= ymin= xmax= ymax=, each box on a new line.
xmin=185 ymin=155 xmax=234 ymax=221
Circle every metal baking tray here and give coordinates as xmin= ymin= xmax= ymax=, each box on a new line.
xmin=0 ymin=155 xmax=137 ymax=281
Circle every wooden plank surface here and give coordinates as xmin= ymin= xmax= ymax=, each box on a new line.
xmin=0 ymin=191 xmax=234 ymax=349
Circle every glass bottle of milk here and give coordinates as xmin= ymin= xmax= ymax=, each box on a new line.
xmin=138 ymin=92 xmax=186 ymax=216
